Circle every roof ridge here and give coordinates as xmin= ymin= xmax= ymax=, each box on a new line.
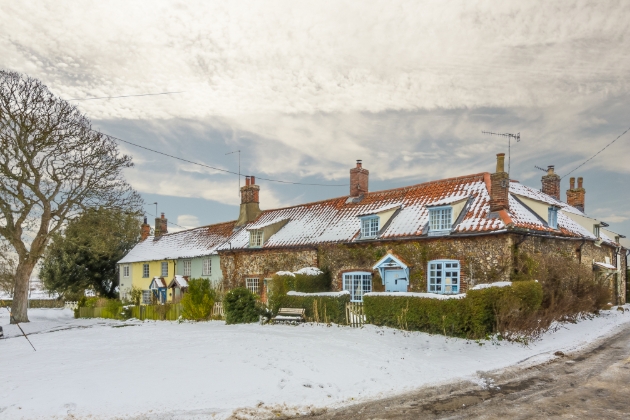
xmin=255 ymin=172 xmax=489 ymax=215
xmin=148 ymin=220 xmax=237 ymax=238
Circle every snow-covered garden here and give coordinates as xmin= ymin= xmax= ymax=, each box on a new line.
xmin=2 ymin=307 xmax=630 ymax=419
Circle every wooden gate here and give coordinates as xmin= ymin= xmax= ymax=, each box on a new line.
xmin=345 ymin=302 xmax=365 ymax=328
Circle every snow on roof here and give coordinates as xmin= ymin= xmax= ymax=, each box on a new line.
xmin=118 ymin=221 xmax=236 ymax=264
xmin=149 ymin=277 xmax=167 ymax=288
xmin=168 ymin=275 xmax=189 ymax=288
xmin=593 ymin=261 xmax=616 ymax=270
xmin=217 ymin=173 xmax=616 ymax=252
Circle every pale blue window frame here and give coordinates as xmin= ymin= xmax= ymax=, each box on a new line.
xmin=360 ymin=216 xmax=379 ymax=239
xmin=548 ymin=207 xmax=558 ymax=229
xmin=142 ymin=264 xmax=149 ymax=278
xmin=161 ymin=262 xmax=168 ymax=277
xmin=428 ymin=259 xmax=460 ymax=294
xmin=342 ymin=272 xmax=372 ymax=302
xmin=428 ymin=206 xmax=453 ymax=234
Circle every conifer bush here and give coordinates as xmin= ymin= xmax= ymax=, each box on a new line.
xmin=224 ymin=287 xmax=261 ymax=324
xmin=181 ymin=278 xmax=216 ymax=321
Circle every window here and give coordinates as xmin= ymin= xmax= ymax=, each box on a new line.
xmin=548 ymin=207 xmax=558 ymax=229
xmin=246 ymin=278 xmax=259 ymax=295
xmin=249 ymin=230 xmax=263 ymax=247
xmin=342 ymin=272 xmax=372 ymax=302
xmin=122 ymin=265 xmax=130 ymax=277
xmin=361 ymin=217 xmax=379 ymax=238
xmin=142 ymin=264 xmax=149 ymax=278
xmin=142 ymin=290 xmax=152 ymax=304
xmin=428 ymin=260 xmax=460 ymax=294
xmin=593 ymin=224 xmax=600 ymax=238
xmin=183 ymin=260 xmax=191 ymax=277
xmin=202 ymin=258 xmax=212 ymax=276
xmin=161 ymin=262 xmax=168 ymax=277
xmin=428 ymin=207 xmax=452 ymax=234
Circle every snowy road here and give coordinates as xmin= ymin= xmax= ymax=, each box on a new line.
xmin=1 ymin=307 xmax=630 ymax=419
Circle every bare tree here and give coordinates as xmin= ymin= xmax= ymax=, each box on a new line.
xmin=0 ymin=70 xmax=141 ymax=323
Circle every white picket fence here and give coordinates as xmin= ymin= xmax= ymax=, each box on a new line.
xmin=345 ymin=302 xmax=365 ymax=328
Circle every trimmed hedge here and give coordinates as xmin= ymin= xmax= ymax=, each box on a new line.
xmin=274 ymin=293 xmax=350 ymax=324
xmin=0 ymin=299 xmax=65 ymax=308
xmin=364 ymin=281 xmax=542 ymax=339
xmin=270 ymin=271 xmax=332 ymax=296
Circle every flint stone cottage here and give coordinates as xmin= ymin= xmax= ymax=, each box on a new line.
xmin=118 ymin=154 xmax=627 ymax=305
xmin=216 ymin=155 xmax=627 ymax=304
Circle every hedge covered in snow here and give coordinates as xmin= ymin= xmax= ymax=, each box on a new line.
xmin=364 ymin=280 xmax=543 ymax=339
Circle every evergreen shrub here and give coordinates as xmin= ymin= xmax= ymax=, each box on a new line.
xmin=274 ymin=293 xmax=350 ymax=324
xmin=364 ymin=281 xmax=543 ymax=339
xmin=181 ymin=278 xmax=216 ymax=321
xmin=224 ymin=287 xmax=261 ymax=324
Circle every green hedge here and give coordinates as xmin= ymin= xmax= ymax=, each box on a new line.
xmin=274 ymin=293 xmax=350 ymax=324
xmin=270 ymin=271 xmax=332 ymax=296
xmin=364 ymin=281 xmax=542 ymax=339
xmin=0 ymin=299 xmax=65 ymax=308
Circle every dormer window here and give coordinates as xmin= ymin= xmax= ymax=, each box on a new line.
xmin=361 ymin=216 xmax=379 ymax=238
xmin=428 ymin=206 xmax=452 ymax=235
xmin=249 ymin=230 xmax=263 ymax=247
xmin=548 ymin=207 xmax=558 ymax=229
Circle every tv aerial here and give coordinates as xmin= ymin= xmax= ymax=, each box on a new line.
xmin=482 ymin=131 xmax=521 ymax=177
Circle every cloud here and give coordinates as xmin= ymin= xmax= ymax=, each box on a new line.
xmin=176 ymin=215 xmax=200 ymax=230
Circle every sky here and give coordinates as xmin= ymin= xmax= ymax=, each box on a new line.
xmin=2 ymin=0 xmax=629 ymax=235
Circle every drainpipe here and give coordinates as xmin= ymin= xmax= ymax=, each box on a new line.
xmin=577 ymin=239 xmax=586 ymax=264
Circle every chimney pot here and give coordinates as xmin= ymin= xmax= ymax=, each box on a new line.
xmin=577 ymin=177 xmax=583 ymax=188
xmin=161 ymin=212 xmax=165 ymax=219
xmin=547 ymin=165 xmax=554 ymax=174
xmin=251 ymin=176 xmax=255 ymax=185
xmin=236 ymin=174 xmax=262 ymax=226
xmin=570 ymin=177 xmax=575 ymax=189
xmin=496 ymin=153 xmax=506 ymax=173
xmin=566 ymin=177 xmax=585 ymax=212
xmin=356 ymin=160 xmax=362 ymax=168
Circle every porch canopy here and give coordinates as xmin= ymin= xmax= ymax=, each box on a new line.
xmin=167 ymin=275 xmax=189 ymax=290
xmin=372 ymin=252 xmax=410 ymax=284
xmin=149 ymin=277 xmax=167 ymax=290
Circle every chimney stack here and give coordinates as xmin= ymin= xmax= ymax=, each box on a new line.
xmin=236 ymin=175 xmax=262 ymax=226
xmin=141 ymin=216 xmax=151 ymax=241
xmin=566 ymin=176 xmax=585 ymax=213
xmin=490 ymin=153 xmax=509 ymax=212
xmin=350 ymin=160 xmax=369 ymax=197
xmin=155 ymin=213 xmax=168 ymax=237
xmin=541 ymin=165 xmax=561 ymax=200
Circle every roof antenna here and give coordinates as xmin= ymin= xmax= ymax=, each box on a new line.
xmin=226 ymin=150 xmax=241 ymax=198
xmin=482 ymin=131 xmax=521 ymax=178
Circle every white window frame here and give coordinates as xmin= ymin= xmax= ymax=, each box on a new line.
xmin=142 ymin=290 xmax=152 ymax=304
xmin=342 ymin=272 xmax=372 ymax=302
xmin=183 ymin=260 xmax=192 ymax=277
xmin=122 ymin=265 xmax=130 ymax=278
xmin=428 ymin=260 xmax=460 ymax=294
xmin=142 ymin=264 xmax=149 ymax=278
xmin=161 ymin=262 xmax=168 ymax=277
xmin=428 ymin=206 xmax=453 ymax=235
xmin=202 ymin=258 xmax=212 ymax=276
xmin=548 ymin=207 xmax=558 ymax=229
xmin=360 ymin=216 xmax=379 ymax=239
xmin=245 ymin=277 xmax=259 ymax=295
xmin=249 ymin=230 xmax=264 ymax=248
xmin=593 ymin=224 xmax=600 ymax=238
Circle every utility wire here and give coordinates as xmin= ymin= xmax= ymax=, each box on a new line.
xmin=561 ymin=125 xmax=630 ymax=179
xmin=144 ymin=209 xmax=189 ymax=230
xmin=67 ymin=91 xmax=184 ymax=101
xmin=94 ymin=129 xmax=348 ymax=186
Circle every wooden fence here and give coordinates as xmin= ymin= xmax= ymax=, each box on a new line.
xmin=212 ymin=301 xmax=224 ymax=318
xmin=345 ymin=302 xmax=365 ymax=328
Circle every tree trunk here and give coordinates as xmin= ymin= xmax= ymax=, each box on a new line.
xmin=10 ymin=260 xmax=35 ymax=323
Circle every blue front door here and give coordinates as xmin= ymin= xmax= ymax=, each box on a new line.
xmin=384 ymin=270 xmax=408 ymax=292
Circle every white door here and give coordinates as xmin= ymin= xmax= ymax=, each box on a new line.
xmin=384 ymin=270 xmax=408 ymax=292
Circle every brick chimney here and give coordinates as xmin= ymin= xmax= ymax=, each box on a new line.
xmin=566 ymin=177 xmax=585 ymax=212
xmin=155 ymin=213 xmax=168 ymax=237
xmin=490 ymin=153 xmax=509 ymax=212
xmin=541 ymin=165 xmax=561 ymax=200
xmin=140 ymin=216 xmax=151 ymax=241
xmin=350 ymin=160 xmax=369 ymax=197
xmin=236 ymin=176 xmax=262 ymax=226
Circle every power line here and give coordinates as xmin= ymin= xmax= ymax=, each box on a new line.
xmin=67 ymin=91 xmax=184 ymax=101
xmin=561 ymin=125 xmax=630 ymax=179
xmin=93 ymin=129 xmax=348 ymax=186
xmin=144 ymin=209 xmax=189 ymax=230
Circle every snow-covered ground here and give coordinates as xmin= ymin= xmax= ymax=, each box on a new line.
xmin=1 ymin=306 xmax=629 ymax=419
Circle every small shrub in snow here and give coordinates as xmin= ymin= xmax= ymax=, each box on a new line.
xmin=224 ymin=287 xmax=261 ymax=324
xmin=181 ymin=278 xmax=216 ymax=321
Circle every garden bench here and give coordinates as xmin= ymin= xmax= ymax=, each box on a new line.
xmin=272 ymin=308 xmax=306 ymax=324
